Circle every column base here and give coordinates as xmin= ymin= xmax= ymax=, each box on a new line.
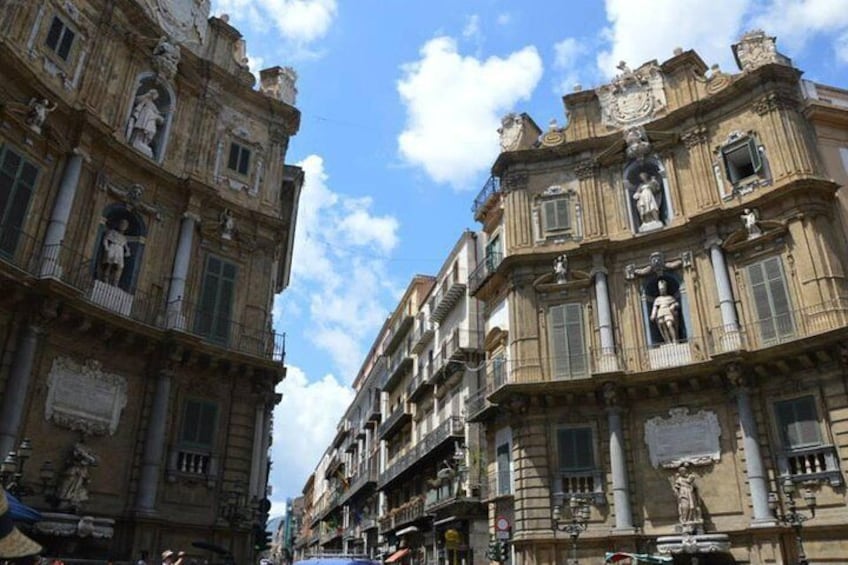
xmin=610 ymin=527 xmax=638 ymax=535
xmin=749 ymin=517 xmax=777 ymax=528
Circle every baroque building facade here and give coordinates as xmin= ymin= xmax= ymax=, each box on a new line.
xmin=0 ymin=0 xmax=301 ymax=562
xmin=469 ymin=32 xmax=848 ymax=564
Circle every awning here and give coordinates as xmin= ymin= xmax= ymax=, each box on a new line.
xmin=396 ymin=525 xmax=419 ymax=536
xmin=386 ymin=548 xmax=410 ymax=563
xmin=6 ymin=492 xmax=41 ymax=523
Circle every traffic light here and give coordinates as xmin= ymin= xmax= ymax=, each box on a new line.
xmin=253 ymin=524 xmax=272 ymax=552
xmin=499 ymin=540 xmax=509 ymax=562
xmin=486 ymin=536 xmax=499 ymax=561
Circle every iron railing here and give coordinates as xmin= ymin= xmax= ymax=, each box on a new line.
xmin=468 ymin=251 xmax=503 ymax=295
xmin=472 ymin=175 xmax=501 ymax=217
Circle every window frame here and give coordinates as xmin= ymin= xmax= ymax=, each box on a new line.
xmin=179 ymin=398 xmax=219 ymax=450
xmin=745 ymin=255 xmax=794 ymax=346
xmin=226 ymin=140 xmax=252 ymax=177
xmin=534 ymin=184 xmax=580 ymax=243
xmin=553 ymin=423 xmax=603 ymax=501
xmin=0 ymin=146 xmax=39 ymax=256
xmin=774 ymin=395 xmax=822 ymax=451
xmin=40 ymin=11 xmax=82 ymax=70
xmin=194 ymin=254 xmax=238 ymax=345
xmin=494 ymin=427 xmax=513 ymax=497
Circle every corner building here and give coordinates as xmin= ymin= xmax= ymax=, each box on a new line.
xmin=0 ymin=1 xmax=301 ymax=562
xmin=470 ymin=32 xmax=848 ymax=564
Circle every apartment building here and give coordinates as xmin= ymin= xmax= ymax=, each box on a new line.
xmin=0 ymin=1 xmax=301 ymax=562
xmin=468 ymin=31 xmax=848 ymax=565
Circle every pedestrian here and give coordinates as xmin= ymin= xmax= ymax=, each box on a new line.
xmin=161 ymin=550 xmax=176 ymax=565
xmin=0 ymin=485 xmax=42 ymax=565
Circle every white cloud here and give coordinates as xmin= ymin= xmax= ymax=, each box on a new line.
xmin=597 ymin=0 xmax=750 ymax=77
xmin=751 ymin=0 xmax=848 ymax=57
xmin=280 ymin=155 xmax=400 ymax=377
xmin=213 ymin=0 xmax=337 ymax=45
xmin=268 ymin=366 xmax=353 ymax=507
xmin=837 ymin=30 xmax=848 ymax=64
xmin=397 ymin=37 xmax=543 ymax=188
xmin=552 ymin=37 xmax=589 ymax=94
xmin=496 ymin=13 xmax=511 ymax=26
xmin=462 ymin=14 xmax=481 ymax=41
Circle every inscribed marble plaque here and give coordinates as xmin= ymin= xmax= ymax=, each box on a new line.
xmin=644 ymin=407 xmax=721 ymax=468
xmin=45 ymin=356 xmax=127 ymax=435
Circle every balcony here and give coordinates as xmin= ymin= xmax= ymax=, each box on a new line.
xmin=384 ymin=314 xmax=414 ymax=355
xmin=339 ymin=454 xmax=379 ymax=504
xmin=430 ymin=272 xmax=467 ymax=324
xmin=378 ymin=405 xmax=411 ymax=439
xmin=432 ymin=329 xmax=481 ymax=384
xmin=382 ymin=349 xmax=413 ymax=392
xmin=380 ymin=416 xmax=465 ymax=487
xmin=406 ymin=362 xmax=433 ymax=402
xmin=411 ymin=318 xmax=435 ymax=354
xmin=472 ymin=175 xmax=502 ymax=222
xmin=553 ymin=470 xmax=606 ymax=505
xmin=465 ymin=358 xmax=504 ymax=422
xmin=778 ymin=444 xmax=842 ymax=486
xmin=365 ymin=398 xmax=382 ymax=428
xmin=379 ymin=495 xmax=426 ymax=534
xmin=468 ymin=252 xmax=504 ymax=299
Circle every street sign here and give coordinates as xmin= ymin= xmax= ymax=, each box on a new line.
xmin=495 ymin=515 xmax=510 ymax=539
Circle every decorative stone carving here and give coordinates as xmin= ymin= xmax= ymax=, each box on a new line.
xmin=602 ymin=382 xmax=620 ymax=408
xmin=34 ymin=512 xmax=114 ymax=539
xmin=502 ymin=171 xmax=528 ymax=192
xmin=732 ymin=30 xmax=791 ymax=72
xmin=573 ymin=160 xmax=595 ymax=180
xmin=681 ymin=126 xmax=708 ymax=149
xmin=741 ymin=208 xmax=762 ymax=239
xmin=127 ymin=89 xmax=165 ymax=158
xmin=25 ymin=97 xmax=57 ymax=134
xmin=597 ymin=61 xmax=667 ymax=129
xmin=260 ymin=66 xmax=298 ymax=106
xmin=98 ymin=178 xmax=162 ymax=221
xmin=705 ymin=64 xmax=731 ymax=94
xmin=540 ymin=118 xmax=565 ymax=147
xmin=45 ymin=357 xmax=128 ymax=436
xmin=657 ymin=533 xmax=731 ymax=556
xmin=625 ymin=251 xmax=687 ymax=280
xmin=220 ymin=208 xmax=235 ymax=241
xmin=152 ymin=36 xmax=180 ymax=81
xmin=553 ymin=254 xmax=568 ymax=284
xmin=58 ymin=443 xmax=98 ymax=511
xmin=498 ymin=113 xmax=526 ymax=152
xmin=624 ymin=126 xmax=651 ymax=160
xmin=139 ymin=0 xmax=210 ymax=47
xmin=644 ymin=407 xmax=721 ymax=469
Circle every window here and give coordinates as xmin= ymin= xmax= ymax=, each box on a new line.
xmin=180 ymin=399 xmax=218 ymax=449
xmin=0 ymin=147 xmax=38 ymax=255
xmin=44 ymin=15 xmax=75 ymax=61
xmin=747 ymin=257 xmax=794 ymax=344
xmin=542 ymin=197 xmax=570 ymax=234
xmin=485 ymin=234 xmax=502 ymax=270
xmin=195 ymin=255 xmax=237 ymax=344
xmin=491 ymin=353 xmax=506 ymax=388
xmin=556 ymin=426 xmax=598 ymax=495
xmin=227 ymin=142 xmax=251 ymax=176
xmin=548 ymin=304 xmax=587 ymax=379
xmin=721 ymin=136 xmax=762 ymax=184
xmin=495 ymin=427 xmax=513 ymax=496
xmin=775 ymin=396 xmax=821 ymax=450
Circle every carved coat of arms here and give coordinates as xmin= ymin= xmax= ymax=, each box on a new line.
xmin=597 ymin=62 xmax=667 ymax=129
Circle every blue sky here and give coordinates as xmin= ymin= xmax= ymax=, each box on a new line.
xmin=210 ymin=0 xmax=848 ymax=515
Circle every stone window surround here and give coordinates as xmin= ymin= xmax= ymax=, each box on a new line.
xmin=532 ymin=184 xmax=583 ymax=244
xmin=714 ymin=130 xmax=771 ymax=200
xmin=545 ymin=301 xmax=588 ymax=380
xmin=214 ymin=132 xmax=264 ymax=196
xmin=166 ymin=397 xmax=221 ymax=486
xmin=552 ymin=422 xmax=605 ymax=504
xmin=26 ymin=1 xmax=89 ymax=91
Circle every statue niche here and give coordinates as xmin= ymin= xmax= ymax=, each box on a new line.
xmin=624 ymin=158 xmax=669 ymax=234
xmin=643 ymin=274 xmax=688 ymax=346
xmin=125 ymin=75 xmax=174 ymax=162
xmin=95 ymin=206 xmax=146 ymax=293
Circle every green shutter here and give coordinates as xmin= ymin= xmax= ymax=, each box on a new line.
xmin=181 ymin=400 xmax=218 ymax=448
xmin=776 ymin=396 xmax=821 ymax=449
xmin=747 ymin=137 xmax=763 ymax=173
xmin=549 ymin=305 xmax=567 ymax=379
xmin=543 ymin=198 xmax=570 ymax=233
xmin=0 ymin=148 xmax=38 ymax=255
xmin=549 ymin=304 xmax=586 ymax=379
xmin=557 ymin=427 xmax=593 ymax=472
xmin=195 ymin=256 xmax=237 ymax=344
xmin=565 ymin=304 xmax=586 ymax=375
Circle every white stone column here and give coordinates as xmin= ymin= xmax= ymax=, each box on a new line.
xmin=0 ymin=325 xmax=41 ymax=458
xmin=592 ymin=255 xmax=618 ymax=372
xmin=40 ymin=151 xmax=83 ymax=277
xmin=707 ymin=237 xmax=740 ymax=351
xmin=166 ymin=212 xmax=198 ymax=328
xmin=135 ymin=370 xmax=172 ymax=515
xmin=604 ymin=384 xmax=634 ymax=532
xmin=249 ymin=405 xmax=266 ymax=498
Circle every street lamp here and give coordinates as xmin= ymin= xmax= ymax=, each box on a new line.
xmin=1 ymin=438 xmax=55 ymax=498
xmin=552 ymin=493 xmax=590 ymax=565
xmin=768 ymin=478 xmax=816 ymax=565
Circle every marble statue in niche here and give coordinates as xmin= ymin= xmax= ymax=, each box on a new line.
xmin=672 ymin=463 xmax=702 ymax=529
xmin=100 ymin=219 xmax=131 ymax=286
xmin=25 ymin=97 xmax=57 ymax=134
xmin=651 ymin=278 xmax=680 ymax=344
xmin=553 ymin=254 xmax=568 ymax=284
xmin=633 ymin=171 xmax=662 ymax=230
xmin=127 ymin=89 xmax=165 ymax=157
xmin=741 ymin=208 xmax=762 ymax=239
xmin=220 ymin=208 xmax=235 ymax=240
xmin=58 ymin=443 xmax=98 ymax=512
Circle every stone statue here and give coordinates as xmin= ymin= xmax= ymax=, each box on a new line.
xmin=624 ymin=126 xmax=651 ymax=160
xmin=650 ymin=279 xmax=679 ymax=344
xmin=672 ymin=464 xmax=701 ymax=527
xmin=152 ymin=36 xmax=181 ymax=81
xmin=25 ymin=97 xmax=57 ymax=134
xmin=100 ymin=219 xmax=131 ymax=286
xmin=58 ymin=443 xmax=98 ymax=511
xmin=633 ymin=171 xmax=662 ymax=231
xmin=127 ymin=89 xmax=165 ymax=157
xmin=220 ymin=209 xmax=235 ymax=240
xmin=741 ymin=208 xmax=762 ymax=239
xmin=553 ymin=254 xmax=568 ymax=284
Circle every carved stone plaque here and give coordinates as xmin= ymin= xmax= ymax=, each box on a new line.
xmin=45 ymin=357 xmax=128 ymax=436
xmin=644 ymin=407 xmax=721 ymax=468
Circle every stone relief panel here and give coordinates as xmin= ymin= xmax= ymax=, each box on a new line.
xmin=644 ymin=407 xmax=721 ymax=468
xmin=45 ymin=357 xmax=128 ymax=436
xmin=138 ymin=0 xmax=211 ymax=48
xmin=596 ymin=61 xmax=667 ymax=130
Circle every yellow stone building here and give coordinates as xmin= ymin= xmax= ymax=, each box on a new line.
xmin=469 ymin=32 xmax=848 ymax=564
xmin=0 ymin=1 xmax=301 ymax=562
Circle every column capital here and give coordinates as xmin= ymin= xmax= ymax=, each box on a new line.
xmin=703 ymin=235 xmax=723 ymax=251
xmin=724 ymin=362 xmax=750 ymax=393
xmin=182 ymin=211 xmax=201 ymax=223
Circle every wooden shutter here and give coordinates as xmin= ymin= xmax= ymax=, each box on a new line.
xmin=196 ymin=256 xmax=237 ymax=344
xmin=775 ymin=396 xmax=821 ymax=449
xmin=549 ymin=304 xmax=585 ymax=379
xmin=747 ymin=257 xmax=793 ymax=344
xmin=543 ymin=198 xmax=570 ymax=233
xmin=181 ymin=400 xmax=218 ymax=448
xmin=549 ymin=305 xmax=567 ymax=378
xmin=0 ymin=148 xmax=38 ymax=255
xmin=496 ymin=443 xmax=511 ymax=495
xmin=557 ymin=427 xmax=593 ymax=471
xmin=565 ymin=304 xmax=586 ymax=375
xmin=747 ymin=137 xmax=763 ymax=173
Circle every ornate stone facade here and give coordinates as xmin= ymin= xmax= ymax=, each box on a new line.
xmin=0 ymin=1 xmax=302 ymax=562
xmin=468 ymin=31 xmax=848 ymax=565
